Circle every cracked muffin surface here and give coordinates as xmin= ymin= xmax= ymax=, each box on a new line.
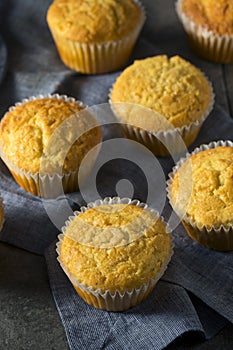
xmin=0 ymin=97 xmax=102 ymax=174
xmin=171 ymin=146 xmax=233 ymax=228
xmin=47 ymin=0 xmax=143 ymax=43
xmin=182 ymin=0 xmax=233 ymax=35
xmin=60 ymin=203 xmax=172 ymax=293
xmin=111 ymin=55 xmax=212 ymax=130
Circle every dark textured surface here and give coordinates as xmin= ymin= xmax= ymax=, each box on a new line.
xmin=0 ymin=242 xmax=68 ymax=350
xmin=0 ymin=0 xmax=233 ymax=349
xmin=0 ymin=34 xmax=7 ymax=85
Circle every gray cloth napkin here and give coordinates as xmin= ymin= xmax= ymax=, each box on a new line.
xmin=0 ymin=0 xmax=233 ymax=349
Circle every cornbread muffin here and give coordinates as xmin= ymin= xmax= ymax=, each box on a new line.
xmin=0 ymin=95 xmax=102 ymax=196
xmin=47 ymin=0 xmax=145 ymax=74
xmin=168 ymin=141 xmax=233 ymax=250
xmin=176 ymin=0 xmax=233 ymax=63
xmin=0 ymin=197 xmax=4 ymax=232
xmin=58 ymin=198 xmax=172 ymax=311
xmin=182 ymin=0 xmax=233 ymax=35
xmin=110 ymin=55 xmax=214 ymax=156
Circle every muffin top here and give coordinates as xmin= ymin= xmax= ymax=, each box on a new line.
xmin=171 ymin=146 xmax=233 ymax=228
xmin=47 ymin=0 xmax=143 ymax=43
xmin=60 ymin=203 xmax=172 ymax=293
xmin=0 ymin=97 xmax=102 ymax=174
xmin=111 ymin=55 xmax=212 ymax=130
xmin=182 ymin=0 xmax=233 ymax=35
xmin=0 ymin=198 xmax=4 ymax=232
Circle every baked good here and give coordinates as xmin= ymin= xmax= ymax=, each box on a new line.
xmin=0 ymin=95 xmax=102 ymax=197
xmin=167 ymin=140 xmax=233 ymax=250
xmin=110 ymin=55 xmax=214 ymax=156
xmin=57 ymin=197 xmax=173 ymax=311
xmin=176 ymin=0 xmax=233 ymax=63
xmin=47 ymin=0 xmax=145 ymax=74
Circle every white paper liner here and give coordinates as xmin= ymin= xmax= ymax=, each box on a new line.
xmin=176 ymin=0 xmax=233 ymax=63
xmin=167 ymin=140 xmax=233 ymax=250
xmin=56 ymin=197 xmax=174 ymax=311
xmin=0 ymin=94 xmax=100 ymax=197
xmin=7 ymin=93 xmax=85 ymax=113
xmin=48 ymin=0 xmax=146 ymax=74
xmin=109 ymin=72 xmax=214 ymax=157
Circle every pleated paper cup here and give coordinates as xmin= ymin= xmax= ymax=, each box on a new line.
xmin=167 ymin=140 xmax=233 ymax=251
xmin=48 ymin=0 xmax=146 ymax=74
xmin=0 ymin=94 xmax=101 ymax=198
xmin=176 ymin=0 xmax=233 ymax=63
xmin=56 ymin=197 xmax=174 ymax=311
xmin=0 ymin=155 xmax=84 ymax=198
xmin=109 ymin=80 xmax=214 ymax=157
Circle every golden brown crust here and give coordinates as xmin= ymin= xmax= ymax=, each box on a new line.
xmin=60 ymin=204 xmax=172 ymax=293
xmin=47 ymin=0 xmax=143 ymax=43
xmin=182 ymin=0 xmax=233 ymax=35
xmin=171 ymin=146 xmax=233 ymax=228
xmin=0 ymin=97 xmax=102 ymax=174
xmin=111 ymin=55 xmax=212 ymax=130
